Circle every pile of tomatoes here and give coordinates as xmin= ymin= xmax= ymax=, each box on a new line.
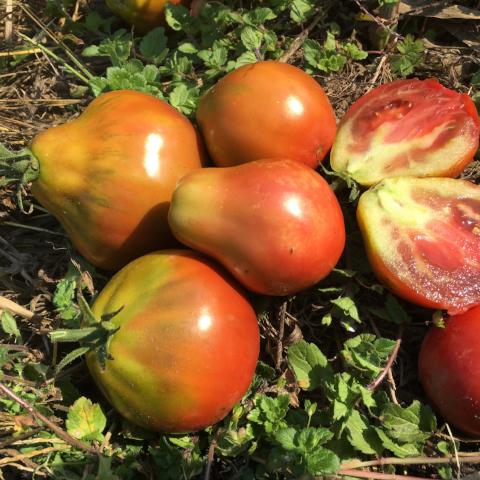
xmin=14 ymin=51 xmax=480 ymax=435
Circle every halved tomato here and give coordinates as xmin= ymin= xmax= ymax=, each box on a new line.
xmin=357 ymin=177 xmax=480 ymax=314
xmin=419 ymin=305 xmax=480 ymax=436
xmin=331 ymin=79 xmax=479 ymax=186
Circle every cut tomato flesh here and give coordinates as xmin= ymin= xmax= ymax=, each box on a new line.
xmin=331 ymin=79 xmax=480 ymax=186
xmin=357 ymin=177 xmax=480 ymax=313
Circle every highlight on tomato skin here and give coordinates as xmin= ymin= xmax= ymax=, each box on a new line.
xmin=86 ymin=250 xmax=260 ymax=434
xmin=196 ymin=61 xmax=337 ymax=169
xmin=168 ymin=158 xmax=346 ymax=296
xmin=331 ymin=78 xmax=480 ymax=186
xmin=357 ymin=177 xmax=480 ymax=314
xmin=419 ymin=305 xmax=480 ymax=437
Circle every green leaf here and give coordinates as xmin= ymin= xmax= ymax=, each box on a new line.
xmin=343 ymin=42 xmax=368 ymax=60
xmin=290 ymin=0 xmax=316 ymax=23
xmin=390 ymin=34 xmax=424 ymax=77
xmin=55 ymin=346 xmax=90 ymax=374
xmin=89 ymin=76 xmax=109 ymax=96
xmin=385 ymin=294 xmax=411 ymax=324
xmin=381 ymin=400 xmax=437 ymax=443
xmin=178 ymin=42 xmax=198 ymax=54
xmin=168 ymin=84 xmax=199 ymax=115
xmin=241 ymin=26 xmax=263 ymax=51
xmin=331 ymin=296 xmax=361 ymax=323
xmin=274 ymin=427 xmax=296 ymax=450
xmin=164 ymin=4 xmax=191 ymax=31
xmin=287 ymin=340 xmax=333 ymax=390
xmin=139 ymin=27 xmax=168 ymax=63
xmin=66 ymin=397 xmax=106 ymax=441
xmin=232 ymin=51 xmax=258 ymax=68
xmin=1 ymin=311 xmax=21 ymax=339
xmin=324 ymin=31 xmax=336 ymax=51
xmin=243 ymin=8 xmax=277 ymax=25
xmin=247 ymin=394 xmax=290 ymax=434
xmin=306 ymin=448 xmax=340 ymax=475
xmin=345 ymin=409 xmax=382 ymax=455
xmin=342 ymin=334 xmax=395 ymax=379
xmin=375 ymin=427 xmax=420 ymax=457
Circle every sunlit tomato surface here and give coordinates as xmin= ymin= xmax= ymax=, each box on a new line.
xmin=419 ymin=306 xmax=480 ymax=436
xmin=357 ymin=177 xmax=480 ymax=314
xmin=196 ymin=61 xmax=337 ymax=168
xmin=168 ymin=159 xmax=345 ymax=295
xmin=86 ymin=250 xmax=260 ymax=433
xmin=106 ymin=0 xmax=188 ymax=33
xmin=331 ymin=79 xmax=479 ymax=186
xmin=30 ymin=90 xmax=204 ymax=271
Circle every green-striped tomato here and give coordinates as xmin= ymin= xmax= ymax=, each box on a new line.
xmin=86 ymin=250 xmax=260 ymax=433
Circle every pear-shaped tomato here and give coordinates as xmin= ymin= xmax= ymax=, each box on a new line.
xmin=106 ymin=0 xmax=189 ymax=33
xmin=86 ymin=250 xmax=259 ymax=433
xmin=196 ymin=61 xmax=337 ymax=168
xmin=26 ymin=90 xmax=204 ymax=270
xmin=168 ymin=159 xmax=345 ymax=296
xmin=419 ymin=306 xmax=480 ymax=436
xmin=357 ymin=177 xmax=480 ymax=314
xmin=331 ymin=78 xmax=479 ymax=186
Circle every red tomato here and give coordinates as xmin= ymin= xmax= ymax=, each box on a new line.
xmin=419 ymin=305 xmax=480 ymax=436
xmin=357 ymin=177 xmax=480 ymax=314
xmin=106 ymin=0 xmax=189 ymax=33
xmin=168 ymin=159 xmax=345 ymax=295
xmin=87 ymin=250 xmax=260 ymax=433
xmin=29 ymin=90 xmax=205 ymax=270
xmin=331 ymin=79 xmax=480 ymax=186
xmin=196 ymin=61 xmax=337 ymax=168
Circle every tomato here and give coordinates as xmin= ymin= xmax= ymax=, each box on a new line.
xmin=331 ymin=79 xmax=480 ymax=186
xmin=168 ymin=159 xmax=345 ymax=296
xmin=86 ymin=250 xmax=259 ymax=433
xmin=419 ymin=305 xmax=480 ymax=436
xmin=196 ymin=61 xmax=337 ymax=168
xmin=357 ymin=177 xmax=480 ymax=314
xmin=106 ymin=0 xmax=189 ymax=33
xmin=28 ymin=90 xmax=205 ymax=271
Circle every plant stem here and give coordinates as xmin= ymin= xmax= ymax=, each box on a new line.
xmin=0 ymin=381 xmax=98 ymax=455
xmin=335 ymin=469 xmax=429 ymax=480
xmin=275 ymin=301 xmax=287 ymax=370
xmin=368 ymin=325 xmax=403 ymax=391
xmin=0 ymin=295 xmax=34 ymax=319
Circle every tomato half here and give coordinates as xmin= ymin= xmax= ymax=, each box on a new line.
xmin=331 ymin=79 xmax=479 ymax=186
xmin=30 ymin=90 xmax=205 ymax=271
xmin=196 ymin=61 xmax=337 ymax=168
xmin=168 ymin=159 xmax=345 ymax=295
xmin=357 ymin=177 xmax=480 ymax=314
xmin=419 ymin=305 xmax=480 ymax=436
xmin=106 ymin=0 xmax=189 ymax=33
xmin=86 ymin=250 xmax=260 ymax=433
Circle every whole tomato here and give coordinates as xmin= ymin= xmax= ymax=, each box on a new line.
xmin=196 ymin=61 xmax=337 ymax=168
xmin=86 ymin=250 xmax=260 ymax=433
xmin=168 ymin=159 xmax=345 ymax=295
xmin=419 ymin=305 xmax=480 ymax=436
xmin=331 ymin=78 xmax=479 ymax=186
xmin=357 ymin=177 xmax=480 ymax=314
xmin=106 ymin=0 xmax=189 ymax=33
xmin=27 ymin=90 xmax=205 ymax=270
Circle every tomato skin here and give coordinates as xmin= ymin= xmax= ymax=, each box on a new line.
xmin=196 ymin=61 xmax=337 ymax=168
xmin=331 ymin=78 xmax=480 ymax=186
xmin=168 ymin=159 xmax=345 ymax=296
xmin=30 ymin=90 xmax=205 ymax=271
xmin=357 ymin=177 xmax=480 ymax=314
xmin=105 ymin=0 xmax=188 ymax=33
xmin=86 ymin=250 xmax=259 ymax=433
xmin=419 ymin=306 xmax=480 ymax=436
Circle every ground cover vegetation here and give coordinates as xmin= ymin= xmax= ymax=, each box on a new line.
xmin=1 ymin=0 xmax=480 ymax=478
